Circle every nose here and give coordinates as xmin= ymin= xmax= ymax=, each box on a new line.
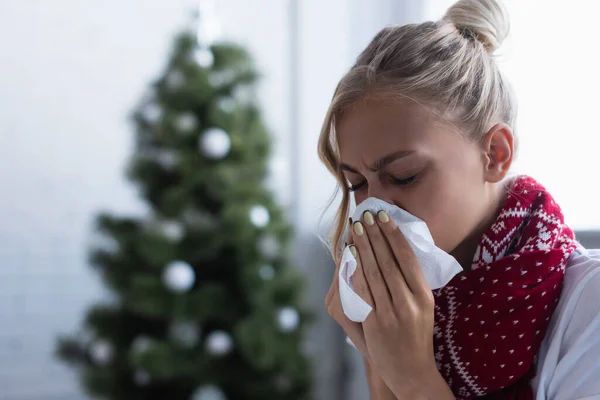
xmin=366 ymin=180 xmax=396 ymax=205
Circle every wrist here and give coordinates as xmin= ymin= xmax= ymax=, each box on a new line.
xmin=389 ymin=367 xmax=454 ymax=400
xmin=365 ymin=359 xmax=397 ymax=400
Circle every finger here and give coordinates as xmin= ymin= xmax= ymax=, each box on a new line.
xmin=361 ymin=210 xmax=411 ymax=303
xmin=351 ymin=219 xmax=393 ymax=313
xmin=377 ymin=210 xmax=431 ymax=300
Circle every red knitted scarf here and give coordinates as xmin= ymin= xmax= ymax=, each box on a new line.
xmin=432 ymin=175 xmax=577 ymax=399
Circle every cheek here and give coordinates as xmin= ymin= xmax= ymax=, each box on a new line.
xmin=406 ymin=169 xmax=483 ymax=253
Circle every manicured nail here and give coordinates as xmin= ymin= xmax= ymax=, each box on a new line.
xmin=343 ymin=241 xmax=348 ymax=249
xmin=377 ymin=210 xmax=390 ymax=223
xmin=349 ymin=245 xmax=358 ymax=258
xmin=363 ymin=211 xmax=375 ymax=226
xmin=348 ymin=217 xmax=353 ymax=231
xmin=353 ymin=221 xmax=364 ymax=236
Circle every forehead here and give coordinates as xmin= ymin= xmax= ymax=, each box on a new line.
xmin=336 ymin=98 xmax=444 ymax=161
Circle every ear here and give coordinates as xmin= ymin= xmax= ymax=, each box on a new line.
xmin=481 ymin=123 xmax=514 ymax=183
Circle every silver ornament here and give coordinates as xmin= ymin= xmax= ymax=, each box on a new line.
xmin=199 ymin=128 xmax=231 ymax=159
xmin=258 ymin=235 xmax=280 ymax=259
xmin=259 ymin=264 xmax=275 ymax=280
xmin=233 ymin=85 xmax=255 ymax=104
xmin=90 ymin=339 xmax=113 ymax=365
xmin=165 ymin=70 xmax=185 ymax=90
xmin=134 ymin=370 xmax=151 ymax=386
xmin=277 ymin=307 xmax=300 ymax=333
xmin=162 ymin=260 xmax=196 ymax=293
xmin=217 ymin=97 xmax=236 ymax=113
xmin=175 ymin=112 xmax=198 ymax=132
xmin=191 ymin=384 xmax=227 ymax=400
xmin=131 ymin=336 xmax=154 ymax=354
xmin=249 ymin=205 xmax=270 ymax=228
xmin=156 ymin=150 xmax=179 ymax=170
xmin=159 ymin=220 xmax=185 ymax=241
xmin=142 ymin=102 xmax=162 ymax=124
xmin=194 ymin=47 xmax=214 ymax=68
xmin=205 ymin=331 xmax=232 ymax=356
xmin=169 ymin=321 xmax=200 ymax=347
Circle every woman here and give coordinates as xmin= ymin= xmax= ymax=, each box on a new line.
xmin=319 ymin=0 xmax=600 ymax=399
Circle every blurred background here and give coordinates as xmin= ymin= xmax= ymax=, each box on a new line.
xmin=1 ymin=0 xmax=599 ymax=399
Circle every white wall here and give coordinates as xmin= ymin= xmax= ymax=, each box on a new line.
xmin=425 ymin=0 xmax=600 ymax=230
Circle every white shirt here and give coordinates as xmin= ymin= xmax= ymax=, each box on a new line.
xmin=532 ymin=247 xmax=600 ymax=399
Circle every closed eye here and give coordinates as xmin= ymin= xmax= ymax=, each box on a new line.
xmin=348 ymin=182 xmax=365 ymax=192
xmin=348 ymin=175 xmax=417 ymax=192
xmin=394 ymin=175 xmax=417 ymax=185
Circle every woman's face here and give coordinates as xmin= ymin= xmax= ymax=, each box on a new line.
xmin=336 ymin=98 xmax=511 ymax=265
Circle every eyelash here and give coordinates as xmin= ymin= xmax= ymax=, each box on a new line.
xmin=348 ymin=175 xmax=418 ymax=192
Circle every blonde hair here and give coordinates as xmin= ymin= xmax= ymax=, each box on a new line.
xmin=318 ymin=0 xmax=516 ymax=264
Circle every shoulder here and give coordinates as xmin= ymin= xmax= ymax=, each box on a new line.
xmin=532 ymin=247 xmax=600 ymax=399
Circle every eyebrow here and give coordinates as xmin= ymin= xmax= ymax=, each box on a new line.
xmin=340 ymin=150 xmax=415 ymax=173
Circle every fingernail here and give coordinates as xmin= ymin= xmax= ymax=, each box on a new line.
xmin=363 ymin=211 xmax=375 ymax=226
xmin=343 ymin=241 xmax=347 ymax=248
xmin=377 ymin=210 xmax=390 ymax=223
xmin=349 ymin=245 xmax=357 ymax=258
xmin=348 ymin=217 xmax=353 ymax=231
xmin=353 ymin=221 xmax=364 ymax=236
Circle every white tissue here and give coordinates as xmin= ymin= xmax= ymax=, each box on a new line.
xmin=339 ymin=198 xmax=463 ymax=323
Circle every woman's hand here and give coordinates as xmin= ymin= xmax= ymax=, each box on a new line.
xmin=325 ymin=227 xmax=397 ymax=399
xmin=350 ymin=210 xmax=454 ymax=399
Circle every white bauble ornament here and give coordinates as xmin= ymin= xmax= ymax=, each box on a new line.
xmin=134 ymin=370 xmax=151 ymax=386
xmin=163 ymin=260 xmax=196 ymax=293
xmin=249 ymin=205 xmax=270 ymax=228
xmin=169 ymin=321 xmax=200 ymax=347
xmin=156 ymin=150 xmax=179 ymax=170
xmin=259 ymin=264 xmax=275 ymax=281
xmin=160 ymin=220 xmax=185 ymax=241
xmin=258 ymin=235 xmax=280 ymax=259
xmin=199 ymin=128 xmax=231 ymax=159
xmin=175 ymin=112 xmax=198 ymax=132
xmin=143 ymin=103 xmax=162 ymax=124
xmin=191 ymin=384 xmax=227 ymax=400
xmin=194 ymin=47 xmax=214 ymax=68
xmin=277 ymin=307 xmax=300 ymax=333
xmin=205 ymin=331 xmax=233 ymax=356
xmin=233 ymin=85 xmax=254 ymax=104
xmin=165 ymin=70 xmax=185 ymax=90
xmin=131 ymin=336 xmax=153 ymax=354
xmin=217 ymin=97 xmax=235 ymax=113
xmin=90 ymin=339 xmax=113 ymax=365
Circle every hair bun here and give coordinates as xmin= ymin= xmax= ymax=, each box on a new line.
xmin=443 ymin=0 xmax=510 ymax=54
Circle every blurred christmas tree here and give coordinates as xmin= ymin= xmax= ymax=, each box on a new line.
xmin=56 ymin=8 xmax=312 ymax=400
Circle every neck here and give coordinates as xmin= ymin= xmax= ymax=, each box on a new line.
xmin=451 ymin=181 xmax=510 ymax=272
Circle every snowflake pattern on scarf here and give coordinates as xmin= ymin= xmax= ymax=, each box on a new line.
xmin=432 ymin=176 xmax=577 ymax=399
